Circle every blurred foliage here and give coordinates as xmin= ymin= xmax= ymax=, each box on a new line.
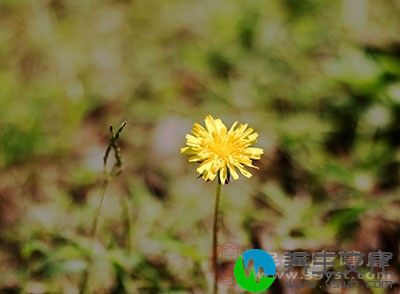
xmin=0 ymin=0 xmax=399 ymax=293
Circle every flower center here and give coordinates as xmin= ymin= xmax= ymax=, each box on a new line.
xmin=208 ymin=137 xmax=236 ymax=159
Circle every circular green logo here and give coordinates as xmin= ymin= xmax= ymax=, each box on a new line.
xmin=234 ymin=249 xmax=276 ymax=292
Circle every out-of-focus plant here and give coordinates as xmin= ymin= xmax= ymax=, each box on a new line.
xmin=80 ymin=121 xmax=126 ymax=293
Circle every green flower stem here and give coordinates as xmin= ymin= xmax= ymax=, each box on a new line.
xmin=212 ymin=183 xmax=222 ymax=294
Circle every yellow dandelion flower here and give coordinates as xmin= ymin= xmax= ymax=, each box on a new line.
xmin=181 ymin=115 xmax=264 ymax=184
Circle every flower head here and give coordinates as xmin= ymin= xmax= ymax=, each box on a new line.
xmin=181 ymin=115 xmax=264 ymax=184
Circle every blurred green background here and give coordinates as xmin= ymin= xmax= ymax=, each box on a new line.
xmin=0 ymin=0 xmax=399 ymax=293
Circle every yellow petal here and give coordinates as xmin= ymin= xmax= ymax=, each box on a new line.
xmin=247 ymin=133 xmax=259 ymax=143
xmin=214 ymin=118 xmax=227 ymax=134
xmin=228 ymin=163 xmax=239 ymax=180
xmin=181 ymin=147 xmax=189 ymax=154
xmin=181 ymin=147 xmax=197 ymax=154
xmin=242 ymin=127 xmax=254 ymax=138
xmin=192 ymin=123 xmax=208 ymax=137
xmin=228 ymin=121 xmax=239 ymax=134
xmin=189 ymin=155 xmax=207 ymax=162
xmin=204 ymin=170 xmax=217 ymax=181
xmin=197 ymin=160 xmax=213 ymax=174
xmin=246 ymin=147 xmax=264 ymax=159
xmin=236 ymin=124 xmax=249 ymax=136
xmin=204 ymin=115 xmax=216 ymax=133
xmin=236 ymin=164 xmax=252 ymax=178
xmin=219 ymin=166 xmax=228 ymax=184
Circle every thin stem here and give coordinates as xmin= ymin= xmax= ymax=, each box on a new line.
xmin=90 ymin=177 xmax=109 ymax=238
xmin=122 ymin=177 xmax=132 ymax=254
xmin=119 ymin=174 xmax=134 ymax=253
xmin=79 ymin=176 xmax=110 ymax=294
xmin=122 ymin=192 xmax=132 ymax=252
xmin=212 ymin=183 xmax=222 ymax=294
